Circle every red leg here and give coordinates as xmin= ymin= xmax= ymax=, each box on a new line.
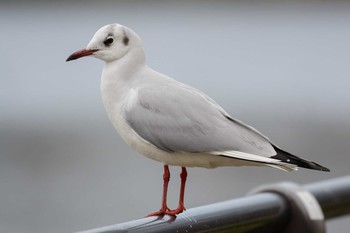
xmin=147 ymin=165 xmax=171 ymax=216
xmin=166 ymin=167 xmax=187 ymax=215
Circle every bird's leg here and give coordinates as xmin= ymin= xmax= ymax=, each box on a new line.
xmin=166 ymin=167 xmax=187 ymax=215
xmin=147 ymin=165 xmax=171 ymax=216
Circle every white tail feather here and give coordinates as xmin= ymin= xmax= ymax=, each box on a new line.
xmin=210 ymin=150 xmax=298 ymax=172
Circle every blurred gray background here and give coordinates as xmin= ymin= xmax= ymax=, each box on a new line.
xmin=1 ymin=1 xmax=349 ymax=232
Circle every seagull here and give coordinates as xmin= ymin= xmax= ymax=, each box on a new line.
xmin=66 ymin=23 xmax=330 ymax=216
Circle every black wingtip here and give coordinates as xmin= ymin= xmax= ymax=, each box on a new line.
xmin=271 ymin=146 xmax=330 ymax=172
xmin=307 ymin=161 xmax=330 ymax=172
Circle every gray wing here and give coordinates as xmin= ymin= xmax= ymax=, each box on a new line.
xmin=125 ymin=83 xmax=276 ymax=157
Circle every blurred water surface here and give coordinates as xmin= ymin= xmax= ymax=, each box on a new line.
xmin=1 ymin=1 xmax=350 ymax=232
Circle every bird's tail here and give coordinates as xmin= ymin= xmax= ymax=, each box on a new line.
xmin=271 ymin=146 xmax=330 ymax=172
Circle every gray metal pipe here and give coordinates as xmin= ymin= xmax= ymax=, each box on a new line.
xmin=78 ymin=175 xmax=350 ymax=233
xmin=305 ymin=175 xmax=350 ymax=220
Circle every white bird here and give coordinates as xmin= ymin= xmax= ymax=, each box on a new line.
xmin=66 ymin=23 xmax=329 ymax=216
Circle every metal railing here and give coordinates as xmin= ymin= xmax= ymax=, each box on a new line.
xmin=77 ymin=175 xmax=350 ymax=233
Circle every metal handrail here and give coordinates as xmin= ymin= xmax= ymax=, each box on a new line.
xmin=77 ymin=175 xmax=350 ymax=233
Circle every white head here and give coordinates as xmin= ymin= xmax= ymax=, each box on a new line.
xmin=66 ymin=23 xmax=144 ymax=63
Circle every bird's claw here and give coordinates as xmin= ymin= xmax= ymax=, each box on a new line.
xmin=146 ymin=207 xmax=171 ymax=217
xmin=147 ymin=205 xmax=185 ymax=216
xmin=164 ymin=205 xmax=185 ymax=215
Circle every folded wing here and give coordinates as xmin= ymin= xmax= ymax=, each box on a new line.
xmin=125 ymin=83 xmax=277 ymax=157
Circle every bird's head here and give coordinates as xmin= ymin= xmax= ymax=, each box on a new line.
xmin=66 ymin=23 xmax=142 ymax=63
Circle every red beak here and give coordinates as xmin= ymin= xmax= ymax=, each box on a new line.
xmin=66 ymin=49 xmax=98 ymax=62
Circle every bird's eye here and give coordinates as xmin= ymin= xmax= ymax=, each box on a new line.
xmin=104 ymin=37 xmax=114 ymax=46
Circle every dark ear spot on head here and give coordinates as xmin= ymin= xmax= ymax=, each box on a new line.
xmin=123 ymin=36 xmax=129 ymax=46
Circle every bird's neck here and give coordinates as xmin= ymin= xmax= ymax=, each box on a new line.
xmin=100 ymin=47 xmax=146 ymax=111
xmin=103 ymin=46 xmax=146 ymax=80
